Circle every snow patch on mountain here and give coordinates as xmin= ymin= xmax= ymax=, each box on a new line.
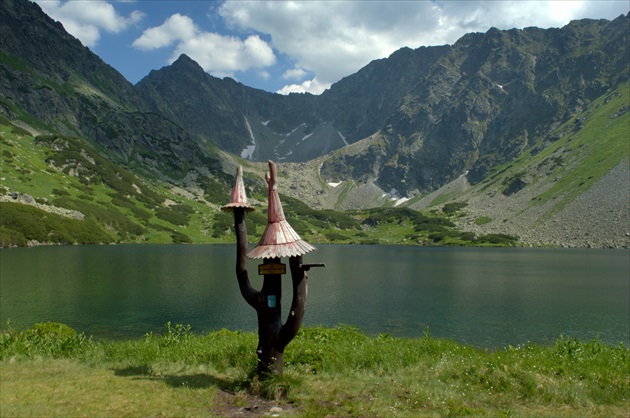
xmin=338 ymin=131 xmax=349 ymax=146
xmin=241 ymin=117 xmax=256 ymax=160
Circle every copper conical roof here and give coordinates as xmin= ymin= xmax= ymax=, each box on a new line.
xmin=221 ymin=166 xmax=254 ymax=212
xmin=247 ymin=161 xmax=316 ymax=259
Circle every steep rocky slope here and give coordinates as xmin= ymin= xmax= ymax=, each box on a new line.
xmin=133 ymin=12 xmax=629 ymax=200
xmin=274 ymin=83 xmax=630 ymax=248
xmin=0 ymin=0 xmax=222 ymax=176
xmin=321 ymin=16 xmax=630 ymax=195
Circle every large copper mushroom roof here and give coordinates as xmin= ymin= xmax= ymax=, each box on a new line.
xmin=247 ymin=161 xmax=316 ymax=260
xmin=221 ymin=166 xmax=255 ymax=212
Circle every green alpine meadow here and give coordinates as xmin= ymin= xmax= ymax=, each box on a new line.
xmin=1 ymin=322 xmax=629 ymax=417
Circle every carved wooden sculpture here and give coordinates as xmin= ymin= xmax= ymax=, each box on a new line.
xmin=222 ymin=162 xmax=323 ymax=375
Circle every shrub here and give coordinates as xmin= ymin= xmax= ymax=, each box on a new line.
xmin=0 ymin=202 xmax=113 ymax=246
xmin=478 ymin=233 xmax=518 ymax=245
xmin=325 ymin=231 xmax=349 ymax=241
xmin=442 ymin=202 xmax=468 ymax=215
xmin=429 ymin=232 xmax=447 ymax=242
xmin=212 ymin=211 xmax=233 ymax=237
xmin=171 ymin=231 xmax=192 ymax=244
xmin=52 ymin=197 xmax=145 ymax=240
xmin=198 ymin=176 xmax=231 ymax=204
xmin=111 ymin=197 xmax=152 ymax=221
xmin=0 ymin=322 xmax=91 ymax=359
xmin=134 ymin=187 xmax=166 ymax=207
xmin=287 ymin=218 xmax=310 ymax=236
xmin=0 ymin=226 xmax=27 ymax=247
xmin=458 ymin=232 xmax=476 ymax=241
xmin=155 ymin=206 xmax=191 ymax=226
xmin=52 ymin=188 xmax=70 ymax=196
xmin=360 ymin=238 xmax=381 ymax=245
xmin=414 ymin=222 xmax=448 ymax=233
xmin=474 ymin=216 xmax=493 ymax=225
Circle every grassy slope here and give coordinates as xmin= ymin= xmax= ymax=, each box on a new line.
xmin=1 ymin=117 xmax=518 ymax=248
xmin=1 ymin=323 xmax=629 ymax=417
xmin=529 ymin=84 xmax=630 ymax=216
xmin=473 ymin=82 xmax=629 ymax=215
xmin=0 ymin=119 xmax=230 ymax=245
xmin=409 ymin=81 xmax=629 ymax=244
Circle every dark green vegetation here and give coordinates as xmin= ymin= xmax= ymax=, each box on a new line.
xmin=282 ymin=202 xmax=517 ymax=246
xmin=0 ymin=202 xmax=111 ymax=246
xmin=1 ymin=322 xmax=628 ymax=416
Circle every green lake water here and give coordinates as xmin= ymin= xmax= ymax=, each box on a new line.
xmin=1 ymin=244 xmax=628 ymax=348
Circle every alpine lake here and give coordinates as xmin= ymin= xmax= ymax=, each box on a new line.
xmin=1 ymin=244 xmax=628 ymax=348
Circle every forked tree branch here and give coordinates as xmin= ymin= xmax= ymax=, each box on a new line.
xmin=278 ymin=256 xmax=308 ymax=349
xmin=234 ymin=207 xmax=258 ymax=308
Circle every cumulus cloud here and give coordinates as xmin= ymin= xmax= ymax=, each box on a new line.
xmin=132 ymin=13 xmax=196 ymax=50
xmin=283 ymin=67 xmax=308 ymax=80
xmin=276 ymin=78 xmax=330 ymax=95
xmin=133 ymin=14 xmax=275 ymax=78
xmin=171 ymin=33 xmax=275 ymax=76
xmin=34 ymin=0 xmax=143 ymax=47
xmin=218 ymin=0 xmax=628 ymax=94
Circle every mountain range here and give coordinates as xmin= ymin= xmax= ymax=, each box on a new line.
xmin=1 ymin=0 xmax=628 ymax=248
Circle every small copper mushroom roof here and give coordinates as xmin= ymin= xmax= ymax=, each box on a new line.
xmin=247 ymin=160 xmax=316 ymax=260
xmin=221 ymin=166 xmax=255 ymax=212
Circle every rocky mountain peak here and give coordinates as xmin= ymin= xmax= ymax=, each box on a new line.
xmin=170 ymin=54 xmax=207 ymax=76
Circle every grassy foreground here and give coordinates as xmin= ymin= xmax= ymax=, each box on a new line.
xmin=1 ymin=323 xmax=628 ymax=417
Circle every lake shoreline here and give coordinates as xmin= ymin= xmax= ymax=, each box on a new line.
xmin=3 ymin=238 xmax=630 ymax=250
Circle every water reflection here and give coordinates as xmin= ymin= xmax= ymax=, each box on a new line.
xmin=1 ymin=244 xmax=628 ymax=347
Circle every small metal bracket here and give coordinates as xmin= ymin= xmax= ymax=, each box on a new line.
xmin=301 ymin=263 xmax=326 ymax=271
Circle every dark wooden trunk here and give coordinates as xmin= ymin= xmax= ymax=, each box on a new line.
xmin=256 ymin=259 xmax=283 ymax=374
xmin=233 ymin=207 xmax=308 ymax=375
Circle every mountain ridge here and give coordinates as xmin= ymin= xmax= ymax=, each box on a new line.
xmin=0 ymin=0 xmax=628 ymax=248
xmin=133 ymin=13 xmax=629 ymax=197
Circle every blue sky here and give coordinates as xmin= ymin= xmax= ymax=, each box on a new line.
xmin=34 ymin=1 xmax=629 ymax=95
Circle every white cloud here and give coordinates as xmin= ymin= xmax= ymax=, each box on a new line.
xmin=431 ymin=1 xmax=589 ymax=34
xmin=133 ymin=14 xmax=276 ymax=78
xmin=283 ymin=67 xmax=307 ymax=80
xmin=34 ymin=0 xmax=143 ymax=47
xmin=218 ymin=0 xmax=629 ymax=94
xmin=132 ymin=13 xmax=196 ymax=50
xmin=37 ymin=0 xmax=628 ymax=93
xmin=276 ymin=78 xmax=330 ymax=95
xmin=171 ymin=33 xmax=275 ymax=76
